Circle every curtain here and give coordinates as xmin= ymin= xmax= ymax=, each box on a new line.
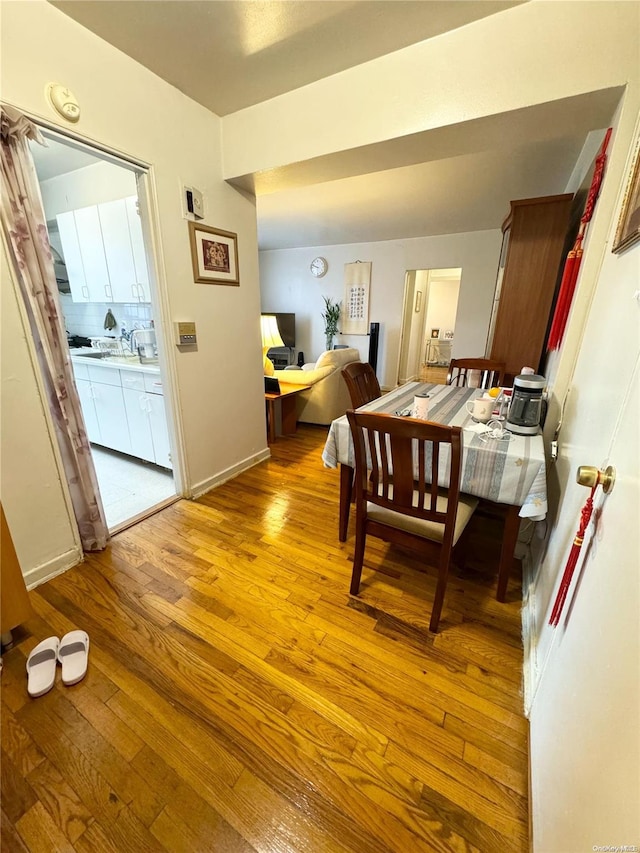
xmin=1 ymin=105 xmax=108 ymax=551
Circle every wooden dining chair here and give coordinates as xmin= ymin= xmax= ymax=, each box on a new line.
xmin=341 ymin=362 xmax=382 ymax=408
xmin=346 ymin=410 xmax=479 ymax=632
xmin=446 ymin=358 xmax=506 ymax=390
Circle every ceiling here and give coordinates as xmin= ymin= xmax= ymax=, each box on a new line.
xmin=49 ymin=1 xmax=619 ymax=251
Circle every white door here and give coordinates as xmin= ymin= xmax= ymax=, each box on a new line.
xmin=529 ymin=136 xmax=640 ymax=847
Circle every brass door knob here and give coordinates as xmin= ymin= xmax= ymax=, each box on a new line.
xmin=576 ymin=465 xmax=615 ymax=493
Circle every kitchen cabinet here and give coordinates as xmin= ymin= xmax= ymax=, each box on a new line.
xmin=57 ymin=196 xmax=150 ymax=304
xmin=72 ymin=358 xmax=171 ymax=469
xmin=486 ymin=193 xmax=573 ymax=382
xmin=75 ymin=377 xmax=101 ymax=443
xmin=91 ymin=381 xmax=131 ymax=456
xmin=56 ymin=211 xmax=91 ymax=302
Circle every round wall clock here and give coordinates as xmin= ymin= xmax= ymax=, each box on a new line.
xmin=310 ymin=257 xmax=328 ymax=277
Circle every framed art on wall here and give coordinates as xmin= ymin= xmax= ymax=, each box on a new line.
xmin=612 ymin=137 xmax=640 ymax=254
xmin=189 ymin=221 xmax=239 ymax=285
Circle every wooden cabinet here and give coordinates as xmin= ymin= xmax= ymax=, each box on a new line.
xmin=486 ymin=194 xmax=573 ymax=382
xmin=57 ymin=196 xmax=149 ymax=304
xmin=1 ymin=503 xmax=33 ymax=637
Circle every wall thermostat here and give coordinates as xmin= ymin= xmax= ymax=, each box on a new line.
xmin=182 ymin=185 xmax=204 ymax=220
xmin=174 ymin=321 xmax=197 ymax=346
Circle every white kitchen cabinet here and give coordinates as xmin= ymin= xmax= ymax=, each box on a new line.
xmin=74 ymin=206 xmax=112 ymax=302
xmin=125 ymin=196 xmax=149 ymax=298
xmin=122 ymin=387 xmax=156 ymax=463
xmin=98 ymin=199 xmax=137 ymax=303
xmin=56 ymin=196 xmax=150 ymax=304
xmin=91 ymin=382 xmax=131 ymax=456
xmin=147 ymin=392 xmax=171 ymax=468
xmin=74 ymin=378 xmax=101 ymax=443
xmin=57 ymin=211 xmax=89 ymax=302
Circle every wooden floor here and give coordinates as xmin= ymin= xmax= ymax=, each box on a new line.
xmin=1 ymin=425 xmax=529 ymax=853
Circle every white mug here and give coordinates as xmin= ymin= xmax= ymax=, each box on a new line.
xmin=466 ymin=397 xmax=493 ymax=423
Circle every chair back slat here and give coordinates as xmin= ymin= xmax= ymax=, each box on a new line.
xmin=342 ymin=362 xmax=382 ymax=408
xmin=447 ymin=358 xmax=506 ymax=390
xmin=347 ymin=410 xmax=462 ymax=533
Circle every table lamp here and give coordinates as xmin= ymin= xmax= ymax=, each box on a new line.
xmin=261 ymin=315 xmax=284 ymax=376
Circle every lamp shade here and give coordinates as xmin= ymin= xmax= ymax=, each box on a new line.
xmin=261 ymin=315 xmax=285 ymax=376
xmin=260 ymin=315 xmax=284 ymax=350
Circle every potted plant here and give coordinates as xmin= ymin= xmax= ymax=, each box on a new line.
xmin=321 ymin=296 xmax=340 ymax=352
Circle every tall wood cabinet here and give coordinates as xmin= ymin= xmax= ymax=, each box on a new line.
xmin=486 ymin=194 xmax=573 ymax=382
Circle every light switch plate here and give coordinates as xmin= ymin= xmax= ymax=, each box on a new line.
xmin=174 ymin=321 xmax=197 ymax=346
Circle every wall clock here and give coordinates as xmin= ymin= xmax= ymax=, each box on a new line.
xmin=45 ymin=83 xmax=80 ymax=123
xmin=310 ymin=257 xmax=328 ymax=277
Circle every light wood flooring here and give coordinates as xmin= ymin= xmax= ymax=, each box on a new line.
xmin=1 ymin=425 xmax=529 ymax=852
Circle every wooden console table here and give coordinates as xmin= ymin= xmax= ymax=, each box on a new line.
xmin=265 ymin=383 xmax=310 ymax=443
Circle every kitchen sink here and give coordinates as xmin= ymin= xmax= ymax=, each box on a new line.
xmin=73 ymin=351 xmax=105 ymax=359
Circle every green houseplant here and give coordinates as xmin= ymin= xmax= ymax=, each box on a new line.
xmin=321 ymin=296 xmax=341 ymax=352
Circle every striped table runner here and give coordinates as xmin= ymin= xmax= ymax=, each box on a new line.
xmin=322 ymin=382 xmax=547 ymax=520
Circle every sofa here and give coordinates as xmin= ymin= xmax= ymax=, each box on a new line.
xmin=273 ymin=347 xmax=360 ymax=425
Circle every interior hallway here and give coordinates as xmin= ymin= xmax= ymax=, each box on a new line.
xmin=2 ymin=425 xmax=528 ymax=852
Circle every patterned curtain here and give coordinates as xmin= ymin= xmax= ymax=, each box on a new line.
xmin=1 ymin=105 xmax=108 ymax=551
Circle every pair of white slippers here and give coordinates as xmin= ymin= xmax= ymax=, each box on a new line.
xmin=25 ymin=631 xmax=90 ymax=698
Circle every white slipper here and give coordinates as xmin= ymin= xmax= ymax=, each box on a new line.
xmin=26 ymin=637 xmax=60 ymax=698
xmin=58 ymin=630 xmax=90 ymax=686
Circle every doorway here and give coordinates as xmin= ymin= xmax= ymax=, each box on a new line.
xmin=30 ymin=134 xmax=177 ymax=532
xmin=397 ymin=268 xmax=461 ymax=385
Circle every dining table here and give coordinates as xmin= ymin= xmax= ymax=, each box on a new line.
xmin=322 ymin=381 xmax=548 ymax=601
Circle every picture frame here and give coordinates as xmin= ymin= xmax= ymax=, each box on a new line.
xmin=430 ymin=328 xmax=440 ymax=339
xmin=188 ymin=221 xmax=239 ymax=285
xmin=612 ymin=138 xmax=640 ymax=254
xmin=443 ymin=330 xmax=454 ymax=340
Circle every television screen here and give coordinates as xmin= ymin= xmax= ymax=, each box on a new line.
xmin=263 ymin=312 xmax=295 ymax=348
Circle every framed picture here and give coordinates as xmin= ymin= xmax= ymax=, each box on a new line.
xmin=188 ymin=221 xmax=239 ymax=285
xmin=613 ymin=138 xmax=640 ymax=254
xmin=430 ymin=328 xmax=440 ymax=339
xmin=443 ymin=330 xmax=454 ymax=340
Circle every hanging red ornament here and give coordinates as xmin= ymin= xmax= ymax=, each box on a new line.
xmin=549 ymin=486 xmax=596 ymax=626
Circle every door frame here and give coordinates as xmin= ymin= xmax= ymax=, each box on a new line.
xmin=28 ymin=119 xmax=187 ymax=500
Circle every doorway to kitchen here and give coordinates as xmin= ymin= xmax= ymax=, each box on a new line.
xmin=397 ymin=267 xmax=461 ymax=386
xmin=30 ymin=133 xmax=177 ymax=532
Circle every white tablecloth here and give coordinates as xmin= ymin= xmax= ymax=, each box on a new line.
xmin=322 ymin=382 xmax=547 ymax=520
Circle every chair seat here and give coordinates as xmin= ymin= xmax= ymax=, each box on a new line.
xmin=367 ymin=489 xmax=478 ymax=544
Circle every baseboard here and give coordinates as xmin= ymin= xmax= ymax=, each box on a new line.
xmin=190 ymin=447 xmax=271 ymax=499
xmin=521 ymin=549 xmax=538 ymax=717
xmin=24 ymin=547 xmax=83 ymax=591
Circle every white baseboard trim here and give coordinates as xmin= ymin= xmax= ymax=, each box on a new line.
xmin=24 ymin=547 xmax=83 ymax=591
xmin=521 ymin=550 xmax=538 ymax=717
xmin=190 ymin=447 xmax=271 ymax=499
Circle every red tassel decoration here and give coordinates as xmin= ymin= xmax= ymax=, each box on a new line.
xmin=549 ymin=486 xmax=596 ymax=626
xmin=547 ymin=127 xmax=612 ymax=351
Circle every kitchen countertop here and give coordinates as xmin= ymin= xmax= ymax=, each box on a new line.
xmin=70 ymin=350 xmax=160 ymax=374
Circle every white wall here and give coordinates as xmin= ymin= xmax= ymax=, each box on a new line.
xmin=39 ymin=159 xmax=138 ymax=219
xmin=259 ymin=230 xmax=501 ymax=389
xmin=1 ymin=1 xmax=267 ymax=578
xmin=423 ymin=278 xmax=460 ymax=343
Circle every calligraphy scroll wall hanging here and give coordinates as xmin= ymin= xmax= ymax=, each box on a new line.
xmin=342 ymin=262 xmax=371 ymax=335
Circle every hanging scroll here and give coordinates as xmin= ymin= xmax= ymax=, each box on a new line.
xmin=342 ymin=262 xmax=371 ymax=335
